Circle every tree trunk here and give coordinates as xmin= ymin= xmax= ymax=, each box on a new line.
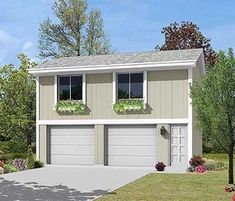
xmin=27 ymin=134 xmax=32 ymax=146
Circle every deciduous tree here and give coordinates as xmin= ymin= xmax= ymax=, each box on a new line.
xmin=156 ymin=21 xmax=217 ymax=67
xmin=0 ymin=54 xmax=36 ymax=145
xmin=191 ymin=48 xmax=235 ymax=184
xmin=38 ymin=0 xmax=112 ymax=59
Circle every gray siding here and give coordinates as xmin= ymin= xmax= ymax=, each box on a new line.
xmin=39 ymin=70 xmax=188 ymax=120
xmin=39 ymin=125 xmax=47 ymax=164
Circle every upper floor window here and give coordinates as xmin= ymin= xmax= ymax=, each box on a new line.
xmin=58 ymin=75 xmax=82 ymax=101
xmin=117 ymin=73 xmax=143 ymax=99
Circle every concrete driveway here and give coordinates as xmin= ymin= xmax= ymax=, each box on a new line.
xmin=0 ymin=165 xmax=153 ymax=201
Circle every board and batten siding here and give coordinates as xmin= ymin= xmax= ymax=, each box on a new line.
xmin=192 ymin=65 xmax=203 ymax=156
xmin=39 ymin=70 xmax=188 ymax=120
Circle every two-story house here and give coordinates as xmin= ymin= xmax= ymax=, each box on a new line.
xmin=29 ymin=49 xmax=205 ymax=169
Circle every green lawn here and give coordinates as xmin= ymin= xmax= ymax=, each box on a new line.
xmin=97 ymin=154 xmax=233 ymax=201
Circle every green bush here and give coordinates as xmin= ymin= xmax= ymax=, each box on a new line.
xmin=0 ymin=167 xmax=4 ymax=175
xmin=0 ymin=141 xmax=10 ymax=153
xmin=33 ymin=161 xmax=44 ymax=168
xmin=204 ymin=159 xmax=228 ymax=171
xmin=3 ymin=163 xmax=18 ymax=174
xmin=0 ymin=153 xmax=29 ymax=162
xmin=27 ymin=147 xmax=35 ymax=169
xmin=7 ymin=140 xmax=28 ymax=153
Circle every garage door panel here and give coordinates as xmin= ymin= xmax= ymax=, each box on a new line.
xmin=51 ymin=136 xmax=94 ymax=145
xmin=108 ymin=127 xmax=156 ymax=136
xmin=51 ymin=145 xmax=95 ymax=155
xmin=108 ymin=146 xmax=155 ymax=156
xmin=109 ymin=156 xmax=155 ymax=167
xmin=50 ymin=126 xmax=95 ymax=165
xmin=109 ymin=136 xmax=155 ymax=146
xmin=51 ymin=127 xmax=94 ymax=136
xmin=108 ymin=125 xmax=157 ymax=167
xmin=51 ymin=155 xmax=94 ymax=165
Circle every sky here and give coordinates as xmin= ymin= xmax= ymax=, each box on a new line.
xmin=0 ymin=0 xmax=235 ymax=66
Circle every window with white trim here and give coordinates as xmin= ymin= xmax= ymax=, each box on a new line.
xmin=117 ymin=73 xmax=143 ymax=99
xmin=58 ymin=75 xmax=83 ymax=101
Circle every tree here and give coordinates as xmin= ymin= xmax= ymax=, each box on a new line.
xmin=156 ymin=21 xmax=217 ymax=67
xmin=191 ymin=48 xmax=235 ymax=184
xmin=0 ymin=54 xmax=36 ymax=145
xmin=38 ymin=0 xmax=112 ymax=59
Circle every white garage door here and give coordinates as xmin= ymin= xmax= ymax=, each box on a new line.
xmin=50 ymin=125 xmax=95 ymax=165
xmin=108 ymin=125 xmax=157 ymax=167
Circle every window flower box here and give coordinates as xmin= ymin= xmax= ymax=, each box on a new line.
xmin=112 ymin=99 xmax=145 ymax=113
xmin=56 ymin=100 xmax=85 ymax=114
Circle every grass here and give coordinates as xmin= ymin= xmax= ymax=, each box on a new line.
xmin=97 ymin=154 xmax=233 ymax=201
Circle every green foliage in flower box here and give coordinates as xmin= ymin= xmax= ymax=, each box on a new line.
xmin=112 ymin=99 xmax=145 ymax=113
xmin=56 ymin=100 xmax=86 ymax=114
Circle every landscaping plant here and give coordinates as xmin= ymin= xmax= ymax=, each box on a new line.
xmin=3 ymin=163 xmax=18 ymax=174
xmin=0 ymin=167 xmax=4 ymax=175
xmin=155 ymin=162 xmax=166 ymax=171
xmin=191 ymin=49 xmax=235 ymax=184
xmin=56 ymin=100 xmax=86 ymax=114
xmin=189 ymin=155 xmax=205 ymax=167
xmin=112 ymin=99 xmax=145 ymax=113
xmin=195 ymin=165 xmax=207 ymax=173
xmin=33 ymin=160 xmax=44 ymax=168
xmin=12 ymin=158 xmax=27 ymax=171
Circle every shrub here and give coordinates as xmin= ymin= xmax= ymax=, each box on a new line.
xmin=3 ymin=163 xmax=18 ymax=174
xmin=7 ymin=140 xmax=28 ymax=153
xmin=195 ymin=165 xmax=206 ymax=173
xmin=0 ymin=141 xmax=10 ymax=153
xmin=27 ymin=147 xmax=35 ymax=169
xmin=0 ymin=160 xmax=4 ymax=168
xmin=0 ymin=167 xmax=3 ymax=175
xmin=225 ymin=184 xmax=235 ymax=193
xmin=0 ymin=153 xmax=28 ymax=162
xmin=33 ymin=161 xmax=44 ymax=168
xmin=187 ymin=166 xmax=195 ymax=172
xmin=189 ymin=155 xmax=205 ymax=167
xmin=204 ymin=159 xmax=228 ymax=171
xmin=155 ymin=161 xmax=166 ymax=171
xmin=12 ymin=158 xmax=27 ymax=171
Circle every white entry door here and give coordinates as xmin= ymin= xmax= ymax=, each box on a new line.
xmin=171 ymin=125 xmax=187 ymax=166
xmin=108 ymin=125 xmax=157 ymax=167
xmin=50 ymin=125 xmax=95 ymax=165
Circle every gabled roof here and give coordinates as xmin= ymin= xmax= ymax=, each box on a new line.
xmin=29 ymin=49 xmax=205 ymax=75
xmin=38 ymin=49 xmax=203 ymax=68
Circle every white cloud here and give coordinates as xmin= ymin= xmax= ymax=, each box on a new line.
xmin=22 ymin=41 xmax=33 ymax=52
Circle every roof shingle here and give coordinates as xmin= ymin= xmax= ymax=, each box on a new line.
xmin=38 ymin=49 xmax=203 ymax=68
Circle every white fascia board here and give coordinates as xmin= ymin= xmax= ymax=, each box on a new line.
xmin=38 ymin=118 xmax=189 ymax=125
xmin=28 ymin=61 xmax=197 ymax=76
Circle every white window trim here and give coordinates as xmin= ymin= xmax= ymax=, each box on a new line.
xmin=82 ymin=73 xmax=86 ymax=104
xmin=36 ymin=76 xmax=40 ymax=160
xmin=143 ymin=71 xmax=147 ymax=104
xmin=54 ymin=74 xmax=86 ymax=105
xmin=113 ymin=71 xmax=147 ymax=104
xmin=54 ymin=75 xmax=57 ymax=105
xmin=112 ymin=73 xmax=116 ymax=104
xmin=187 ymin=68 xmax=193 ymax=163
